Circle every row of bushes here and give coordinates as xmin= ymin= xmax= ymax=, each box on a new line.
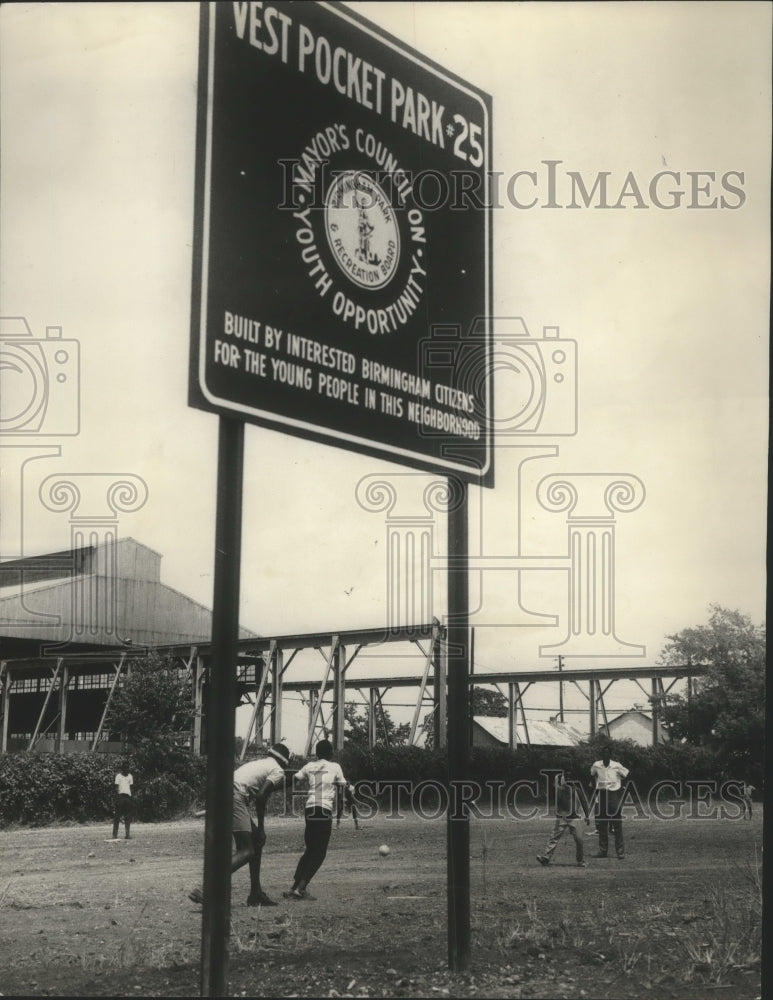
xmin=339 ymin=736 xmax=763 ymax=796
xmin=0 ymin=737 xmax=761 ymax=828
xmin=0 ymin=751 xmax=207 ymax=828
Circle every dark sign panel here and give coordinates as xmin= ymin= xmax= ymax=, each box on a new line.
xmin=189 ymin=1 xmax=493 ymax=485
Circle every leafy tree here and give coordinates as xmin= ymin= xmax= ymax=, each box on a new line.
xmin=659 ymin=604 xmax=765 ymax=771
xmin=233 ymin=735 xmax=265 ymax=761
xmin=106 ymin=651 xmax=194 ymax=773
xmin=471 ymin=686 xmax=508 ymax=717
xmin=344 ymin=701 xmax=410 ymax=747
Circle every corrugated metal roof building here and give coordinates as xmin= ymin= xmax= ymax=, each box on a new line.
xmin=0 ymin=536 xmax=255 ymax=654
xmin=472 ymin=715 xmax=586 ymax=748
xmin=0 ymin=538 xmax=256 ymax=752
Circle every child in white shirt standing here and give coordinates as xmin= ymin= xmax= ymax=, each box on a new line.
xmin=111 ymin=761 xmax=133 ymax=840
xmin=590 ymin=749 xmax=629 ymax=859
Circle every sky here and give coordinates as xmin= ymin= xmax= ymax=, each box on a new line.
xmin=1 ymin=2 xmax=769 ymax=749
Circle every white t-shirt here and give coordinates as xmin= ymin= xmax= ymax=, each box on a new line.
xmin=115 ymin=772 xmax=133 ymax=796
xmin=294 ymin=759 xmax=348 ymax=813
xmin=233 ymin=757 xmax=285 ymax=798
xmin=590 ymin=759 xmax=629 ymax=792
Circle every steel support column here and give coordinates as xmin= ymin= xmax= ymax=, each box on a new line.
xmin=651 ymin=677 xmax=666 ymax=745
xmin=241 ymin=655 xmax=269 ymax=757
xmin=409 ymin=635 xmax=436 ymax=746
xmin=332 ymin=642 xmax=346 ymax=751
xmin=1 ymin=664 xmax=11 ymax=753
xmin=433 ymin=625 xmax=447 ymax=749
xmin=91 ymin=654 xmax=126 ymax=751
xmin=29 ymin=659 xmax=63 ymax=751
xmin=192 ymin=654 xmax=205 ymax=755
xmin=507 ymin=682 xmax=516 ymax=748
xmin=270 ymin=643 xmax=283 ymax=745
xmin=57 ymin=664 xmax=70 ymax=752
xmin=368 ymin=688 xmax=377 ymax=747
xmin=305 ymin=637 xmax=339 ymax=755
xmin=597 ymin=682 xmax=610 ymax=731
xmin=513 ymin=682 xmax=530 ymax=745
xmin=307 ymin=688 xmax=318 ymax=741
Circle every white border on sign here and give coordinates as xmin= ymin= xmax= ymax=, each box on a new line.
xmin=197 ymin=1 xmax=492 ymax=481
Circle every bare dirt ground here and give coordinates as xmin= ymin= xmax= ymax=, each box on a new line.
xmin=0 ymin=807 xmax=763 ymax=998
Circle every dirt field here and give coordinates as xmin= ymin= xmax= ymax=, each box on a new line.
xmin=0 ymin=806 xmax=763 ymax=998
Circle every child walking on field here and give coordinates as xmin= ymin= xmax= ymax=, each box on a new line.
xmin=537 ymin=771 xmax=589 ymax=868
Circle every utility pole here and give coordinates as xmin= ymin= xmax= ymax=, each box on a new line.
xmin=557 ymin=655 xmax=564 ymax=723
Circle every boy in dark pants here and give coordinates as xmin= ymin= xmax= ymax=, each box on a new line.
xmin=537 ymin=771 xmax=589 ymax=868
xmin=111 ymin=761 xmax=133 ymax=840
xmin=285 ymin=740 xmax=352 ymax=900
xmin=590 ymin=749 xmax=630 ymax=859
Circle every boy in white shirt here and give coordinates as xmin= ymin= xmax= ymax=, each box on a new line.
xmin=284 ymin=739 xmax=353 ymax=900
xmin=111 ymin=761 xmax=133 ymax=840
xmin=590 ymin=748 xmax=630 ymax=859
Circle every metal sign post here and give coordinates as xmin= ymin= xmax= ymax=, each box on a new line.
xmin=189 ymin=2 xmax=493 ymax=986
xmin=446 ymin=477 xmax=470 ymax=970
xmin=200 ymin=417 xmax=244 ymax=997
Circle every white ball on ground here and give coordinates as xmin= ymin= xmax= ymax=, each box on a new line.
xmin=379 ymin=844 xmax=390 ymax=857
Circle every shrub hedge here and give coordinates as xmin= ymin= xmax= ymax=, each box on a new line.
xmin=0 ymin=736 xmax=759 ymax=828
xmin=0 ymin=751 xmax=207 ymax=828
xmin=341 ymin=736 xmax=757 ymax=801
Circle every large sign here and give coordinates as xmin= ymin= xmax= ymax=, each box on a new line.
xmin=189 ymin=1 xmax=493 ymax=485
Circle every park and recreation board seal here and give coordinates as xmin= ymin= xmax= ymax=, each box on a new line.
xmin=325 ymin=170 xmax=400 ymax=290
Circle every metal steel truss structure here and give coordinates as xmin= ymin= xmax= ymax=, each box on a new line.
xmin=0 ymin=624 xmax=705 ymax=754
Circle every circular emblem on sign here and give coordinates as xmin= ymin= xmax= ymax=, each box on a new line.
xmin=324 ymin=170 xmax=400 ymax=290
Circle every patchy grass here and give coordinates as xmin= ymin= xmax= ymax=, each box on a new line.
xmin=681 ymin=881 xmax=762 ymax=984
xmin=0 ymin=811 xmax=763 ymax=997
